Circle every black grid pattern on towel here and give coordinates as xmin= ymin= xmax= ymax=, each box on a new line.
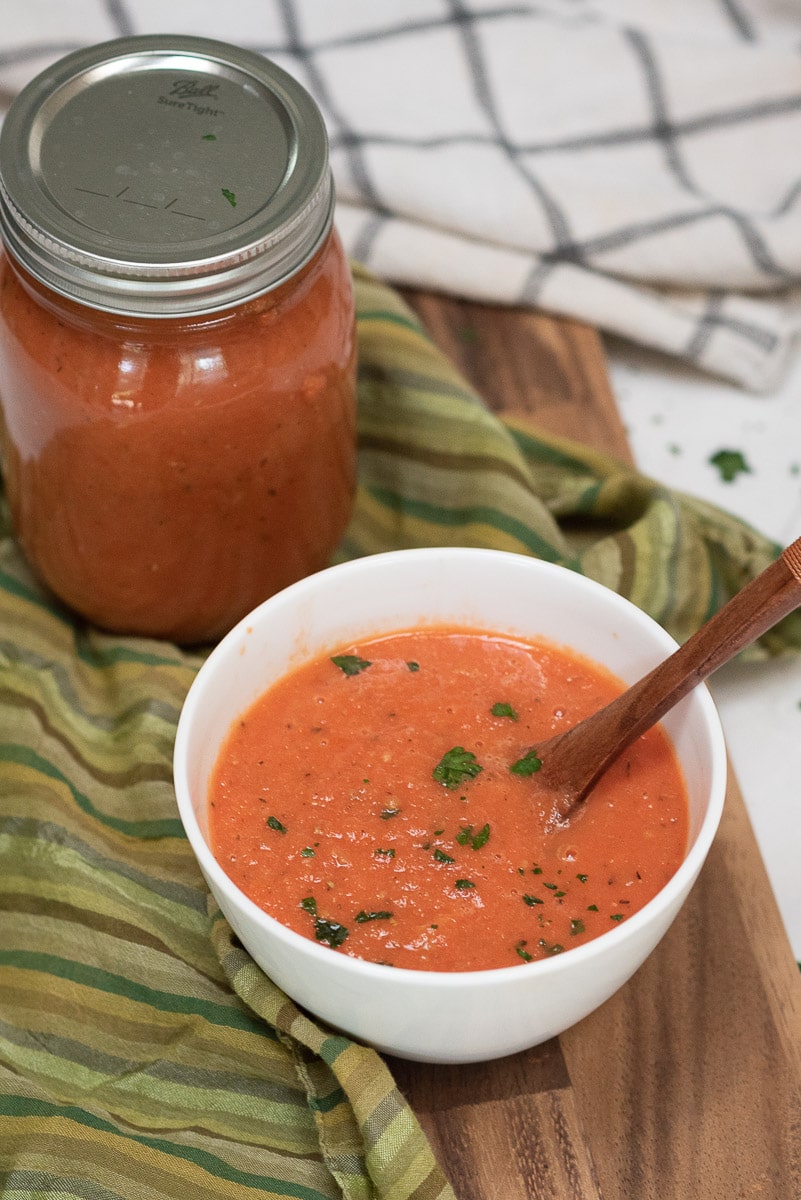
xmin=0 ymin=0 xmax=799 ymax=386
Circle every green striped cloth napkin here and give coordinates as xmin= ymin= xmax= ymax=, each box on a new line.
xmin=1 ymin=265 xmax=798 ymax=1200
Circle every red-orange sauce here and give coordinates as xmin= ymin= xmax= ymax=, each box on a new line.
xmin=0 ymin=229 xmax=356 ymax=643
xmin=209 ymin=627 xmax=689 ymax=971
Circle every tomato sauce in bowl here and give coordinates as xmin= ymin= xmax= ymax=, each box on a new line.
xmin=209 ymin=626 xmax=688 ymax=972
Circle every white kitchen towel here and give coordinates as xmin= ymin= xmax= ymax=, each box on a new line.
xmin=1 ymin=0 xmax=801 ymax=391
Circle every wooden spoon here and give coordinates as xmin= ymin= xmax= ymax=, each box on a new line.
xmin=539 ymin=534 xmax=801 ymax=823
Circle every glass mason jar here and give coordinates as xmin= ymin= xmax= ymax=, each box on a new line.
xmin=0 ymin=36 xmax=357 ymax=644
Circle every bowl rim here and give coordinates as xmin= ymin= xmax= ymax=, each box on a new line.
xmin=173 ymin=547 xmax=728 ymax=988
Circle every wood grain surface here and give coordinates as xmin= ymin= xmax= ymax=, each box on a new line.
xmin=391 ymin=289 xmax=801 ymax=1200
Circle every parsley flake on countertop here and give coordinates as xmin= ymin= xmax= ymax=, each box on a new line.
xmin=709 ymin=448 xmax=751 ymax=483
xmin=433 ymin=746 xmax=483 ymax=789
xmin=221 ymin=187 xmax=237 ymax=207
xmin=331 ymin=654 xmax=372 ymax=676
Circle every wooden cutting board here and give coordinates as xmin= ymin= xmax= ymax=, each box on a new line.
xmin=392 ymin=290 xmax=801 ymax=1200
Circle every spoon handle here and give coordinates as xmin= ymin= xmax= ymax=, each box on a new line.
xmin=550 ymin=535 xmax=801 ymax=814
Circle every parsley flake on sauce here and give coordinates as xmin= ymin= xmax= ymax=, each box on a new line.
xmin=510 ymin=749 xmax=542 ymax=776
xmin=522 ymin=894 xmax=543 ymax=906
xmin=454 ymin=879 xmax=475 ymax=890
xmin=433 ymin=747 xmax=483 ymax=789
xmin=456 ymin=822 xmax=491 ymax=850
xmin=432 ymin=848 xmax=455 ymax=864
xmin=491 ymin=702 xmax=518 ymax=720
xmin=331 ymin=654 xmax=372 ymax=676
xmin=314 ymin=918 xmax=349 ymax=947
xmin=515 ymin=941 xmax=533 ymax=963
xmin=300 ymin=846 xmax=315 ymax=857
xmin=299 ymin=896 xmax=349 ymax=947
xmin=267 ymin=815 xmax=287 ymax=834
xmin=539 ymin=939 xmax=565 ymax=955
xmin=374 ymin=847 xmax=395 ymax=858
xmin=570 ymin=918 xmax=586 ymax=936
xmin=407 ymin=661 xmax=420 ymax=672
xmin=355 ymin=910 xmax=393 ymax=923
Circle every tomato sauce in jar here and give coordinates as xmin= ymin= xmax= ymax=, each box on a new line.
xmin=0 ymin=36 xmax=357 ymax=643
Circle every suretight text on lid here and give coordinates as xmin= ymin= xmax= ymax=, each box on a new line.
xmin=0 ymin=35 xmax=334 ymax=315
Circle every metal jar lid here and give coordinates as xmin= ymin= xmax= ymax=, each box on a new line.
xmin=0 ymin=35 xmax=334 ymax=316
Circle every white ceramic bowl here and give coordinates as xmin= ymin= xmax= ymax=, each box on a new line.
xmin=173 ymin=548 xmax=727 ymax=1064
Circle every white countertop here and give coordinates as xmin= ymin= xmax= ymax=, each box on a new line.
xmin=606 ymin=337 xmax=801 ymax=960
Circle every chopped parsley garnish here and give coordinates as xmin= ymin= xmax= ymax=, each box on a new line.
xmin=374 ymin=847 xmax=395 ymax=858
xmin=331 ymin=654 xmax=372 ymax=676
xmin=490 ymin=701 xmax=518 ymax=720
xmin=221 ymin=187 xmax=237 ymax=207
xmin=576 ymin=873 xmax=588 ymax=883
xmin=610 ymin=913 xmax=624 ymax=922
xmin=538 ymin=939 xmax=564 ymax=955
xmin=471 ymin=822 xmax=490 ymax=849
xmin=433 ymin=848 xmax=455 ymax=864
xmin=407 ymin=661 xmax=420 ymax=672
xmin=709 ymin=447 xmax=751 ymax=483
xmin=587 ymin=904 xmax=599 ymax=912
xmin=532 ymin=866 xmax=543 ymax=875
xmin=454 ymin=879 xmax=475 ymax=890
xmin=202 ymin=133 xmax=217 ymax=141
xmin=433 ymin=747 xmax=483 ymax=789
xmin=522 ymin=894 xmax=543 ymax=906
xmin=300 ymin=846 xmax=315 ymax=857
xmin=355 ymin=910 xmax=393 ymax=923
xmin=570 ymin=918 xmax=586 ymax=936
xmin=515 ymin=941 xmax=533 ymax=962
xmin=543 ymin=882 xmax=558 ymax=891
xmin=300 ymin=896 xmax=349 ymax=946
xmin=314 ymin=918 xmax=349 ymax=947
xmin=510 ymin=749 xmax=542 ymax=776
xmin=267 ymin=815 xmax=287 ymax=834
xmin=456 ymin=822 xmax=491 ymax=850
